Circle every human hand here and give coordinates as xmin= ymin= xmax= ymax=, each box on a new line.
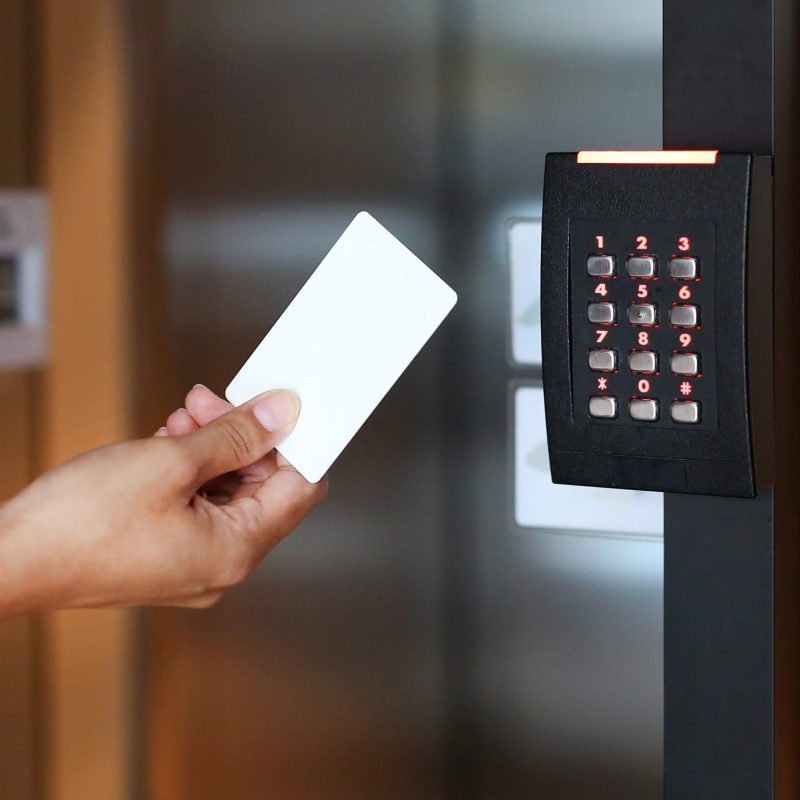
xmin=0 ymin=389 xmax=326 ymax=618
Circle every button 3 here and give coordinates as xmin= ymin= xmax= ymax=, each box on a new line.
xmin=668 ymin=256 xmax=698 ymax=279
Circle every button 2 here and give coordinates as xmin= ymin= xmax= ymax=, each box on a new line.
xmin=627 ymin=255 xmax=657 ymax=278
xmin=589 ymin=396 xmax=618 ymax=419
xmin=587 ymin=254 xmax=616 ymax=277
xmin=588 ymin=349 xmax=617 ymax=372
xmin=628 ymin=350 xmax=658 ymax=374
xmin=670 ymin=304 xmax=699 ymax=327
xmin=588 ymin=302 xmax=616 ymax=324
xmin=668 ymin=256 xmax=698 ymax=279
xmin=671 ymin=400 xmax=701 ymax=424
xmin=628 ymin=303 xmax=657 ymax=326
xmin=670 ymin=352 xmax=700 ymax=376
xmin=630 ymin=398 xmax=659 ymax=422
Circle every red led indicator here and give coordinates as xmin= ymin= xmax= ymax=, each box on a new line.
xmin=597 ymin=377 xmax=608 ymax=390
xmin=577 ymin=150 xmax=719 ymax=165
xmin=679 ymin=381 xmax=693 ymax=396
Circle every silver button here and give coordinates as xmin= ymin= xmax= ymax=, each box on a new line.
xmin=628 ymin=303 xmax=657 ymax=326
xmin=589 ymin=395 xmax=618 ymax=419
xmin=630 ymin=398 xmax=659 ymax=422
xmin=588 ymin=349 xmax=617 ymax=372
xmin=670 ymin=352 xmax=700 ymax=375
xmin=627 ymin=255 xmax=657 ymax=278
xmin=671 ymin=400 xmax=701 ymax=424
xmin=587 ymin=302 xmax=616 ymax=324
xmin=628 ymin=350 xmax=658 ymax=374
xmin=670 ymin=304 xmax=699 ymax=327
xmin=668 ymin=257 xmax=698 ymax=279
xmin=587 ymin=254 xmax=616 ymax=277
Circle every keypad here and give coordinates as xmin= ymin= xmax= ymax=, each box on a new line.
xmin=569 ymin=219 xmax=716 ymax=430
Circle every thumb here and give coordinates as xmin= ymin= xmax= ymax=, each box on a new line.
xmin=179 ymin=390 xmax=300 ymax=485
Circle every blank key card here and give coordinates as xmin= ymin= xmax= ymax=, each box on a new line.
xmin=226 ymin=211 xmax=458 ymax=483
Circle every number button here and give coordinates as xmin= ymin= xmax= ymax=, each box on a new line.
xmin=629 ymin=398 xmax=659 ymax=422
xmin=668 ymin=256 xmax=698 ymax=279
xmin=588 ymin=302 xmax=616 ymax=324
xmin=588 ymin=349 xmax=617 ymax=372
xmin=626 ymin=255 xmax=657 ymax=278
xmin=627 ymin=303 xmax=657 ymax=326
xmin=670 ymin=352 xmax=700 ymax=376
xmin=628 ymin=350 xmax=658 ymax=374
xmin=587 ymin=254 xmax=616 ymax=277
xmin=670 ymin=304 xmax=699 ymax=328
xmin=589 ymin=396 xmax=618 ymax=419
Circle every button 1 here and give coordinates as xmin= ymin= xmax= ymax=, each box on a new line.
xmin=630 ymin=398 xmax=659 ymax=422
xmin=670 ymin=304 xmax=699 ymax=327
xmin=628 ymin=350 xmax=658 ymax=374
xmin=628 ymin=303 xmax=657 ymax=326
xmin=668 ymin=256 xmax=698 ymax=279
xmin=670 ymin=352 xmax=700 ymax=376
xmin=671 ymin=400 xmax=701 ymax=424
xmin=588 ymin=349 xmax=617 ymax=372
xmin=627 ymin=255 xmax=657 ymax=278
xmin=589 ymin=396 xmax=618 ymax=419
xmin=588 ymin=302 xmax=616 ymax=324
xmin=587 ymin=254 xmax=616 ymax=277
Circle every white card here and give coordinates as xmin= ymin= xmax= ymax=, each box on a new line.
xmin=225 ymin=211 xmax=457 ymax=483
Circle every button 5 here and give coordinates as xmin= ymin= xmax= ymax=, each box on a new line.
xmin=670 ymin=304 xmax=699 ymax=327
xmin=588 ymin=349 xmax=617 ymax=372
xmin=628 ymin=350 xmax=658 ymax=374
xmin=630 ymin=398 xmax=659 ymax=422
xmin=587 ymin=254 xmax=616 ymax=277
xmin=628 ymin=303 xmax=657 ymax=326
xmin=627 ymin=255 xmax=657 ymax=278
xmin=671 ymin=400 xmax=701 ymax=424
xmin=589 ymin=396 xmax=618 ymax=419
xmin=668 ymin=256 xmax=698 ymax=279
xmin=670 ymin=352 xmax=700 ymax=376
xmin=588 ymin=301 xmax=616 ymax=324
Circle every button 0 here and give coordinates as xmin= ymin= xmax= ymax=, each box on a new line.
xmin=627 ymin=255 xmax=657 ymax=278
xmin=627 ymin=303 xmax=657 ymax=326
xmin=628 ymin=350 xmax=658 ymax=374
xmin=589 ymin=396 xmax=618 ymax=419
xmin=670 ymin=304 xmax=699 ymax=327
xmin=671 ymin=400 xmax=701 ymax=424
xmin=587 ymin=254 xmax=616 ymax=277
xmin=669 ymin=256 xmax=698 ymax=279
xmin=588 ymin=349 xmax=617 ymax=372
xmin=670 ymin=352 xmax=700 ymax=376
xmin=588 ymin=302 xmax=616 ymax=324
xmin=630 ymin=398 xmax=659 ymax=422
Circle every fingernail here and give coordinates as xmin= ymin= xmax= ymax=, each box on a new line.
xmin=253 ymin=390 xmax=300 ymax=432
xmin=192 ymin=383 xmax=206 ymax=389
xmin=155 ymin=426 xmax=169 ymax=437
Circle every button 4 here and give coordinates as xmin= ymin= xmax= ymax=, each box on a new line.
xmin=668 ymin=256 xmax=698 ymax=279
xmin=671 ymin=400 xmax=701 ymax=424
xmin=628 ymin=303 xmax=657 ymax=326
xmin=670 ymin=352 xmax=700 ymax=376
xmin=630 ymin=398 xmax=659 ymax=422
xmin=588 ymin=301 xmax=616 ymax=324
xmin=670 ymin=304 xmax=699 ymax=327
xmin=589 ymin=395 xmax=618 ymax=419
xmin=588 ymin=349 xmax=617 ymax=372
xmin=587 ymin=254 xmax=616 ymax=277
xmin=628 ymin=350 xmax=658 ymax=374
xmin=627 ymin=255 xmax=657 ymax=278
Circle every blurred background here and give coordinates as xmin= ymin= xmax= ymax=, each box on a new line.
xmin=0 ymin=1 xmax=664 ymax=798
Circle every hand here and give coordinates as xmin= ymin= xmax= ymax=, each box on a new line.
xmin=0 ymin=389 xmax=326 ymax=618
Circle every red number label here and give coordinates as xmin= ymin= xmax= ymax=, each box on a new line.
xmin=596 ymin=235 xmax=605 ymax=249
xmin=638 ymin=379 xmax=651 ymax=394
xmin=595 ymin=283 xmax=608 ymax=296
xmin=638 ymin=331 xmax=649 ymax=346
xmin=636 ymin=235 xmax=648 ymax=250
xmin=596 ymin=329 xmax=608 ymax=343
xmin=678 ymin=236 xmax=691 ymax=251
xmin=678 ymin=285 xmax=692 ymax=300
xmin=679 ymin=333 xmax=692 ymax=348
xmin=637 ymin=284 xmax=648 ymax=298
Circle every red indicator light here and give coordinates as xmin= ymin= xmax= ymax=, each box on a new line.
xmin=577 ymin=150 xmax=719 ymax=165
xmin=679 ymin=381 xmax=693 ymax=396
